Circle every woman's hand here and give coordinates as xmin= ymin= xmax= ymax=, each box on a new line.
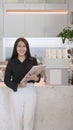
xmin=18 ymin=81 xmax=27 ymax=88
xmin=26 ymin=73 xmax=39 ymax=82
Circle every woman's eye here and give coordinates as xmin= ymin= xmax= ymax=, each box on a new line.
xmin=18 ymin=45 xmax=26 ymax=48
xmin=23 ymin=45 xmax=26 ymax=47
xmin=18 ymin=45 xmax=21 ymax=47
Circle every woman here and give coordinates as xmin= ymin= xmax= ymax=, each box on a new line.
xmin=4 ymin=37 xmax=40 ymax=130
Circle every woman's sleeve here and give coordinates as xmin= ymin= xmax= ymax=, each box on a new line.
xmin=4 ymin=61 xmax=18 ymax=91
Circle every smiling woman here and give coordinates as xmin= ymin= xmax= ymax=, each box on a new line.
xmin=4 ymin=37 xmax=41 ymax=130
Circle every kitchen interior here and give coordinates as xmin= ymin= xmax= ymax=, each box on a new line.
xmin=0 ymin=0 xmax=73 ymax=130
xmin=0 ymin=0 xmax=73 ymax=86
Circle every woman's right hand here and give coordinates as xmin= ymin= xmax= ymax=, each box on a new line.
xmin=18 ymin=81 xmax=27 ymax=88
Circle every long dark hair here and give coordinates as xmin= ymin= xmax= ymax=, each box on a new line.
xmin=10 ymin=37 xmax=31 ymax=60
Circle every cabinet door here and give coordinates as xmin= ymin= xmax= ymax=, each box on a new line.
xmin=4 ymin=14 xmax=25 ymax=37
xmin=4 ymin=13 xmax=45 ymax=37
xmin=45 ymin=68 xmax=68 ymax=85
xmin=23 ymin=14 xmax=45 ymax=37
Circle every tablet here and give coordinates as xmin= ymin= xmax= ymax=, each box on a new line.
xmin=21 ymin=65 xmax=46 ymax=82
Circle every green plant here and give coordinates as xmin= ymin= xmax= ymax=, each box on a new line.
xmin=57 ymin=26 xmax=73 ymax=44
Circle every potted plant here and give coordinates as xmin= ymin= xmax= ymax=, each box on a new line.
xmin=57 ymin=26 xmax=73 ymax=44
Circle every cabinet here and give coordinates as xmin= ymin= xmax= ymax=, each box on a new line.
xmin=4 ymin=3 xmax=68 ymax=37
xmin=45 ymin=59 xmax=69 ymax=85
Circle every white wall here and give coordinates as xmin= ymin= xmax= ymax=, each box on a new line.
xmin=0 ymin=1 xmax=4 ymax=60
xmin=68 ymin=0 xmax=73 ymax=28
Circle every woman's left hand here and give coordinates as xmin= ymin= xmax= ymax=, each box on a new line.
xmin=26 ymin=73 xmax=39 ymax=82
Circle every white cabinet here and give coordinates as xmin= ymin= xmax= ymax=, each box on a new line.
xmin=4 ymin=3 xmax=68 ymax=37
xmin=45 ymin=59 xmax=69 ymax=85
xmin=4 ymin=14 xmax=25 ymax=37
xmin=4 ymin=4 xmax=46 ymax=37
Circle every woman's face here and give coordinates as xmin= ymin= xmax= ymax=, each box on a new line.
xmin=16 ymin=41 xmax=27 ymax=57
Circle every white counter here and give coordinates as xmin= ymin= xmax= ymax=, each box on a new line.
xmin=0 ymin=85 xmax=73 ymax=130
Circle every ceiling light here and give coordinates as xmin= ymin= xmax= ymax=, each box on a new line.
xmin=6 ymin=9 xmax=68 ymax=14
